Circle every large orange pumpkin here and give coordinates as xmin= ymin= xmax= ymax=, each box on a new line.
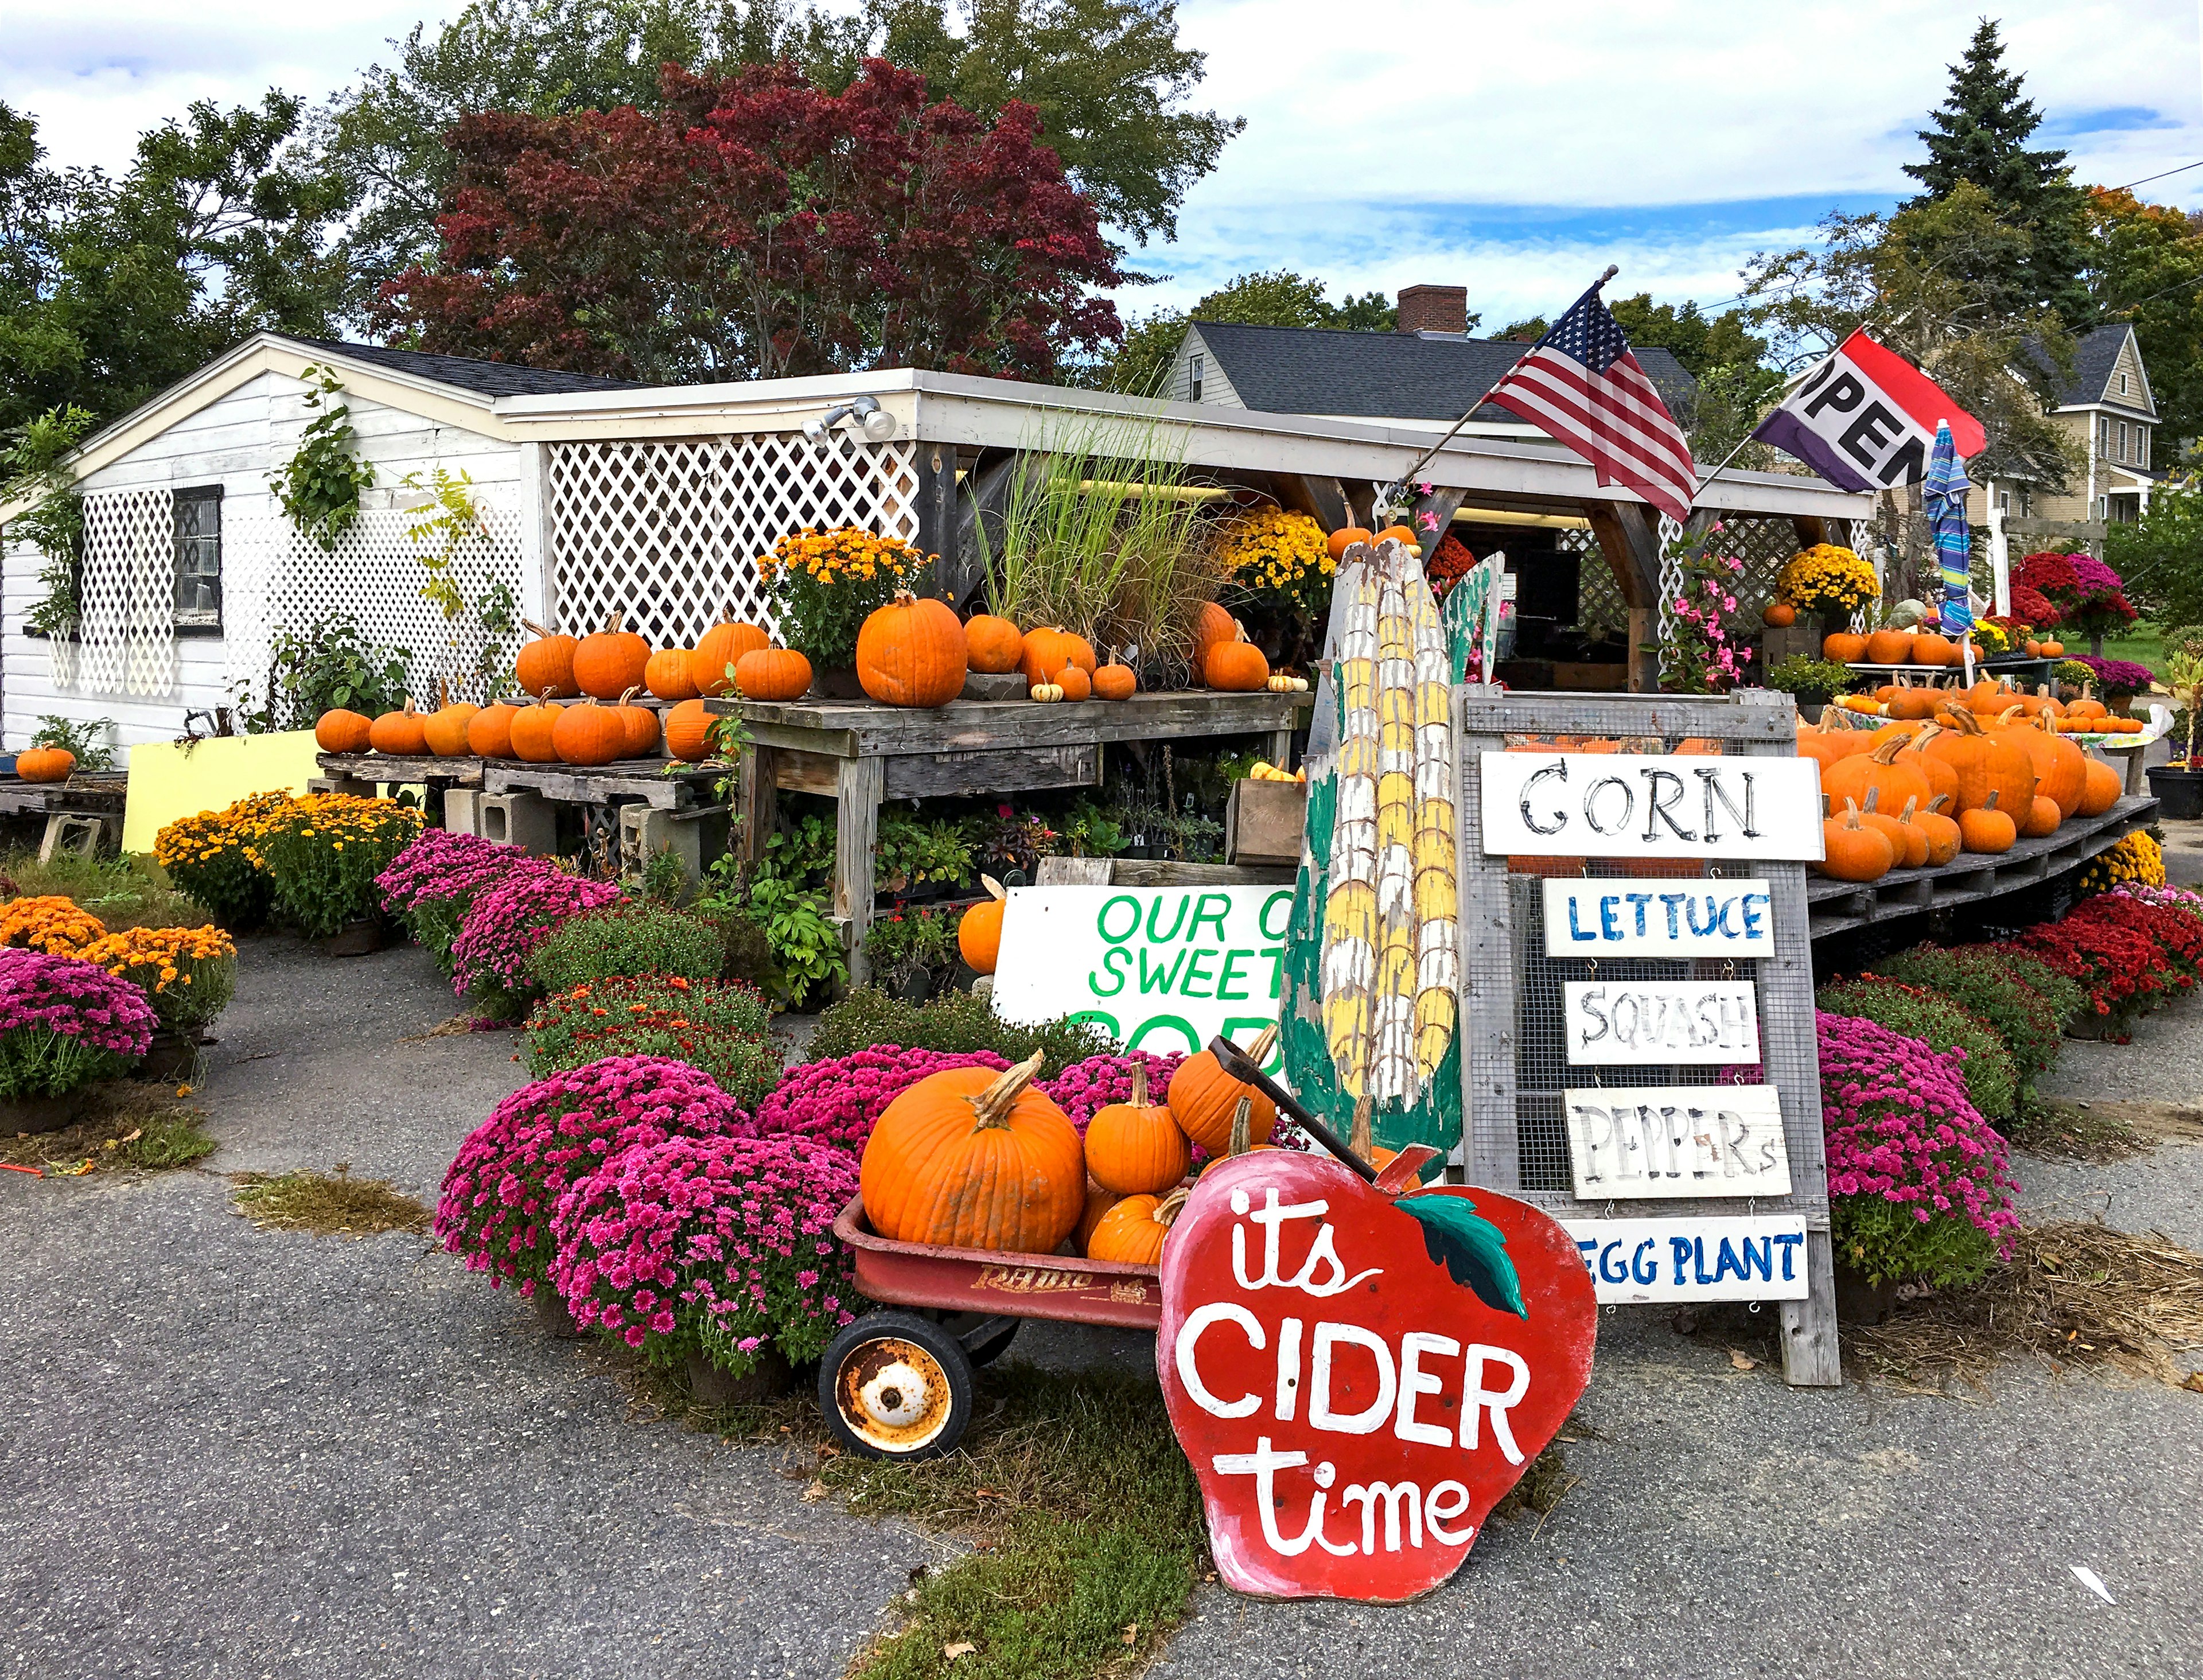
xmin=467 ymin=702 xmax=520 ymax=758
xmin=1076 ymin=1180 xmax=1120 ymax=1256
xmin=1085 ymin=1189 xmax=1188 ymax=1266
xmin=1864 ymin=628 xmax=1914 ymax=665
xmin=734 ymin=646 xmax=812 ymax=702
xmin=1167 ymin=1025 xmax=1278 ymax=1153
xmin=663 ymin=698 xmax=715 ymax=763
xmin=15 ymin=746 xmax=73 ymax=784
xmin=314 ymin=709 xmax=372 ymax=753
xmin=2076 ymin=755 xmax=2122 ymax=817
xmin=1084 ymin=1064 xmax=1191 ymax=1196
xmin=1204 ymin=622 xmax=1270 ymax=691
xmin=644 ymin=645 xmax=699 ymax=702
xmin=1823 ymin=733 xmax=1933 ymax=819
xmin=2014 ymin=714 xmax=2086 ymax=817
xmin=573 ymin=615 xmax=651 ymax=701
xmin=1823 ymin=631 xmax=1869 ymax=663
xmin=368 ymin=700 xmax=429 ymax=756
xmin=1019 ymin=626 xmax=1096 ymax=689
xmin=616 ymin=687 xmax=661 ymax=757
xmin=509 ymin=693 xmax=564 ymax=763
xmin=957 ymin=877 xmax=1005 ymax=974
xmin=690 ymin=619 xmax=769 ymax=698
xmin=1919 ymin=709 xmax=2036 ymax=815
xmin=552 ymin=697 xmax=626 ymax=767
xmin=857 ymin=589 xmax=968 ymax=707
xmin=515 ymin=621 xmax=580 ymax=698
xmin=423 ymin=694 xmax=479 ymax=757
xmin=859 ymin=1053 xmax=1086 ymax=1254
xmin=1912 ymin=632 xmax=1958 ymax=666
xmin=963 ymin=613 xmax=1025 ymax=675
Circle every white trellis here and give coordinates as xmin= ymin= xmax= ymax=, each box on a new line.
xmin=67 ymin=488 xmax=177 ymax=697
xmin=543 ymin=433 xmax=921 ymax=650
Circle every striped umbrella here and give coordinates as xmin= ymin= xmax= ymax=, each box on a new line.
xmin=1924 ymin=420 xmax=1974 ymax=637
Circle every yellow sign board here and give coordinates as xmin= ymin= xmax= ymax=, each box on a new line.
xmin=121 ymin=731 xmax=328 ymax=854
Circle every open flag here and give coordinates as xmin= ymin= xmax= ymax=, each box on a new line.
xmin=1753 ymin=329 xmax=1984 ymax=492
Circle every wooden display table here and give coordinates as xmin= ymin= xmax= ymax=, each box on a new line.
xmin=0 ymin=773 xmax=129 ymax=861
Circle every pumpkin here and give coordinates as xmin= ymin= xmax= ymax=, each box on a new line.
xmin=314 ymin=709 xmax=372 ymax=753
xmin=515 ymin=621 xmax=580 ymax=698
xmin=1854 ymin=790 xmax=1912 ymax=862
xmin=1200 ymin=1096 xmax=1277 ymax=1176
xmin=616 ymin=686 xmax=660 ymax=757
xmin=1912 ymin=632 xmax=1957 ymax=666
xmin=509 ymin=692 xmax=565 ymax=763
xmin=1267 ymin=672 xmax=1310 ymax=694
xmin=1763 ymin=601 xmax=1797 ymax=628
xmin=1864 ymin=628 xmax=1914 ymax=665
xmin=1796 ymin=713 xmax=1871 ymax=775
xmin=1375 ymin=524 xmax=1418 ymax=547
xmin=1915 ymin=795 xmax=1963 ymax=866
xmin=644 ymin=645 xmax=699 ymax=702
xmin=2014 ymin=714 xmax=2087 ymax=818
xmin=423 ymin=691 xmax=479 ymax=758
xmin=1958 ymin=791 xmax=2016 ymax=854
xmin=857 ymin=589 xmax=968 ymax=707
xmin=956 ymin=613 xmax=1021 ymax=675
xmin=1326 ymin=527 xmax=1374 ymax=561
xmin=734 ymin=647 xmax=812 ymax=702
xmin=1192 ymin=600 xmax=1238 ymax=678
xmin=1204 ymin=622 xmax=1270 ymax=691
xmin=1818 ymin=800 xmax=1893 ymax=882
xmin=573 ymin=614 xmax=652 ymax=701
xmin=2020 ymin=793 xmax=2062 ymax=839
xmin=1167 ymin=1024 xmax=1278 ymax=1154
xmin=664 ymin=698 xmax=715 ymax=763
xmin=958 ymin=876 xmax=1006 ymax=974
xmin=16 ymin=746 xmax=73 ymax=784
xmin=1823 ymin=733 xmax=1932 ymax=819
xmin=1019 ymin=626 xmax=1096 ymax=689
xmin=859 ymin=1052 xmax=1086 ymax=1254
xmin=466 ymin=703 xmax=520 ymax=758
xmin=1054 ymin=663 xmax=1092 ymax=702
xmin=552 ymin=697 xmax=626 ymax=767
xmin=2067 ymin=697 xmax=2108 ymax=722
xmin=1030 ymin=678 xmax=1065 ymax=703
xmin=1883 ymin=794 xmax=1932 ymax=868
xmin=2023 ymin=640 xmax=2043 ymax=658
xmin=690 ymin=619 xmax=769 ymax=697
xmin=1093 ymin=657 xmax=1137 ymax=701
xmin=2076 ymin=755 xmax=2122 ymax=817
xmin=368 ymin=700 xmax=429 ymax=756
xmin=1919 ymin=708 xmax=2035 ymax=815
xmin=1824 ymin=631 xmax=1869 ymax=663
xmin=1084 ymin=1064 xmax=1190 ymax=1196
xmin=1085 ymin=1187 xmax=1189 ymax=1266
xmin=1076 ymin=1180 xmax=1120 ymax=1255
xmin=2039 ymin=639 xmax=2065 ymax=657
xmin=1885 ymin=686 xmax=1940 ymax=722
xmin=1904 ymin=724 xmax=1960 ymax=809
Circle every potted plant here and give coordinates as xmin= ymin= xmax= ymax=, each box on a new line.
xmin=0 ymin=950 xmax=157 ymax=1132
xmin=246 ymin=792 xmax=425 ymax=952
xmin=74 ymin=924 xmax=239 ymax=1079
xmin=1762 ymin=654 xmax=1856 ymax=721
xmin=755 ymin=526 xmax=930 ymax=698
xmin=862 ymin=905 xmax=959 ymax=1001
xmin=2072 ymin=655 xmax=2155 ymax=717
xmin=2149 ymin=649 xmax=2203 ymax=820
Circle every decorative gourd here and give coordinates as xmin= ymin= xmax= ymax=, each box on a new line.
xmin=1092 ymin=658 xmax=1137 ymax=701
xmin=16 ymin=746 xmax=73 ymax=784
xmin=1054 ymin=663 xmax=1092 ymax=702
xmin=644 ymin=645 xmax=699 ymax=702
xmin=1912 ymin=632 xmax=1957 ymax=666
xmin=509 ymin=691 xmax=564 ymax=763
xmin=573 ymin=615 xmax=651 ymax=701
xmin=857 ymin=589 xmax=968 ymax=707
xmin=1958 ymin=790 xmax=2017 ymax=854
xmin=690 ymin=619 xmax=769 ymax=698
xmin=1167 ymin=1024 xmax=1278 ymax=1154
xmin=1019 ymin=626 xmax=1096 ymax=689
xmin=1326 ymin=527 xmax=1374 ymax=561
xmin=551 ymin=697 xmax=626 ymax=767
xmin=733 ymin=646 xmax=812 ymax=702
xmin=1204 ymin=623 xmax=1270 ymax=691
xmin=1030 ymin=678 xmax=1065 ymax=702
xmin=2076 ymin=755 xmax=2121 ymax=817
xmin=1823 ymin=733 xmax=1932 ymax=818
xmin=1084 ymin=1065 xmax=1191 ymax=1196
xmin=963 ymin=613 xmax=1025 ymax=675
xmin=859 ymin=1052 xmax=1086 ymax=1254
xmin=957 ymin=876 xmax=1005 ymax=974
xmin=423 ymin=684 xmax=479 ymax=757
xmin=467 ymin=702 xmax=520 ymax=758
xmin=1818 ymin=801 xmax=1893 ymax=882
xmin=1085 ymin=1188 xmax=1189 ymax=1267
xmin=1864 ymin=628 xmax=1914 ymax=665
xmin=515 ymin=621 xmax=580 ymax=698
xmin=1763 ymin=601 xmax=1797 ymax=628
xmin=616 ymin=686 xmax=660 ymax=757
xmin=1823 ymin=631 xmax=1869 ymax=663
xmin=368 ymin=699 xmax=429 ymax=756
xmin=1920 ymin=708 xmax=2036 ymax=815
xmin=663 ymin=698 xmax=714 ymax=763
xmin=1266 ymin=672 xmax=1310 ymax=693
xmin=314 ymin=709 xmax=372 ymax=753
xmin=2020 ymin=793 xmax=2062 ymax=838
xmin=2015 ymin=714 xmax=2087 ymax=818
xmin=1915 ymin=795 xmax=1963 ymax=866
xmin=1076 ymin=1180 xmax=1120 ymax=1255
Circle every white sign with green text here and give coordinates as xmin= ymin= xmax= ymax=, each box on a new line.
xmin=990 ymin=885 xmax=1292 ymax=1075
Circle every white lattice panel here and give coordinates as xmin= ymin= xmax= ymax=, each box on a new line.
xmin=219 ymin=505 xmax=282 ymax=702
xmin=544 ymin=434 xmax=920 ymax=649
xmin=69 ymin=488 xmax=177 ymax=697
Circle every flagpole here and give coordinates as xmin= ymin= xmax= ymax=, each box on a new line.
xmin=1692 ymin=361 xmax=1818 ymax=499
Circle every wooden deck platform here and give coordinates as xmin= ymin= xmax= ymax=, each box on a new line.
xmin=0 ymin=775 xmax=128 ymax=817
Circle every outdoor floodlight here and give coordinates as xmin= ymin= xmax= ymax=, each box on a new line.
xmin=803 ymin=395 xmax=897 ymax=444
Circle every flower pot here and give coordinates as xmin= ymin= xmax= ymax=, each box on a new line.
xmin=685 ymin=1346 xmax=794 ymax=1407
xmin=131 ymin=1027 xmax=204 ymax=1082
xmin=2147 ymin=765 xmax=2203 ymax=822
xmin=2108 ymin=694 xmax=2134 ymax=718
xmin=811 ymin=667 xmax=865 ymax=701
xmin=531 ymin=1285 xmax=589 ymax=1340
xmin=1833 ymin=1264 xmax=1900 ymax=1326
xmin=0 ymin=1090 xmax=90 ymax=1135
xmin=321 ymin=917 xmax=392 ymax=958
xmin=888 ymin=968 xmax=934 ymax=1004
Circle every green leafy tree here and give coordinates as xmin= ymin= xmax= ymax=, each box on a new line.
xmin=2107 ymin=475 xmax=2203 ymax=626
xmin=1101 ymin=267 xmax=1415 ymax=394
xmin=2087 ymin=186 xmax=2203 ymax=445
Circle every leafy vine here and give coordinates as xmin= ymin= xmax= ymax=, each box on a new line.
xmin=268 ymin=364 xmax=375 ymax=551
xmin=4 ymin=406 xmax=94 ymax=635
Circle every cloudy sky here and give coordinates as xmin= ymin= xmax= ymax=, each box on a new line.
xmin=7 ymin=0 xmax=2202 ymax=332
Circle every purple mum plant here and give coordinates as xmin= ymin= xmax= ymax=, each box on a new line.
xmin=0 ymin=948 xmax=158 ymax=1098
xmin=753 ymin=1046 xmax=1011 ymax=1154
xmin=450 ymin=869 xmax=623 ymax=1013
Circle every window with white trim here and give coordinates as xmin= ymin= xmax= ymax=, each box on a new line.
xmin=2119 ymin=372 xmax=2130 ymax=395
xmin=2118 ymin=421 xmax=2128 ymax=461
xmin=1189 ymin=353 xmax=1205 ymax=402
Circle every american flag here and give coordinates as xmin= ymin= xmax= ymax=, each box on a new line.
xmin=1481 ymin=279 xmax=1698 ymax=521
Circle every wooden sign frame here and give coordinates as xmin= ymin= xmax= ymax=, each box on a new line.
xmin=1455 ymin=686 xmax=1840 ymax=1386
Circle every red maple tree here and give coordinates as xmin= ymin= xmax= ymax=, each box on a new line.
xmin=371 ymin=60 xmax=1124 ymax=383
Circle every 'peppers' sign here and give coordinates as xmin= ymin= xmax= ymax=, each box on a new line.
xmin=1563 ymin=1083 xmax=1792 ymax=1198
xmin=1481 ymin=752 xmax=1824 ymax=861
xmin=1159 ymin=1152 xmax=1597 ymax=1602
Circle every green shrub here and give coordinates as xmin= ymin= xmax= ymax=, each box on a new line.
xmin=526 ymin=901 xmax=725 ymax=994
xmin=524 ymin=975 xmax=781 ymax=1109
xmin=1815 ymin=976 xmax=2019 ymax=1125
xmin=807 ymin=987 xmax=1111 ymax=1076
xmin=1957 ymin=944 xmax=2085 ymax=1034
xmin=249 ymin=795 xmax=423 ymax=938
xmin=1870 ymin=945 xmax=2066 ymax=1089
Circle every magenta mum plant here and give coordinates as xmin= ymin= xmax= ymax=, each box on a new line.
xmin=551 ymin=1131 xmax=859 ymax=1377
xmin=1036 ymin=1051 xmax=1186 ymax=1130
xmin=434 ymin=1054 xmax=752 ymax=1295
xmin=0 ymin=949 xmax=158 ymax=1098
xmin=377 ymin=829 xmax=556 ymax=972
xmin=450 ymin=869 xmax=623 ymax=1014
xmin=753 ymin=1045 xmax=1010 ymax=1153
xmin=1818 ymin=1011 xmax=2019 ymax=1287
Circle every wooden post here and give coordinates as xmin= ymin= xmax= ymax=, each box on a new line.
xmin=1273 ymin=473 xmax=1355 ymax=533
xmin=914 ymin=446 xmax=960 ymax=601
xmin=735 ymin=744 xmax=776 ymax=865
xmin=948 ymin=453 xmax=1021 ymax=611
xmin=1789 ymin=514 xmax=1828 ymax=550
xmin=1582 ymin=500 xmax=1663 ymax=693
xmin=834 ymin=754 xmax=883 ymax=986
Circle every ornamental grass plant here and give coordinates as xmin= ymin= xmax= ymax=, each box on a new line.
xmin=74 ymin=925 xmax=237 ymax=1032
xmin=525 ymin=975 xmax=781 ymax=1109
xmin=152 ymin=792 xmax=291 ymax=929
xmin=0 ymin=949 xmax=156 ymax=1099
xmin=244 ymin=793 xmax=425 ymax=938
xmin=527 ymin=900 xmax=726 ymax=995
xmin=1815 ymin=976 xmax=2019 ymax=1125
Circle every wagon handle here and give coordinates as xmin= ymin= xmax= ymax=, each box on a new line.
xmin=1206 ymin=1033 xmax=1378 ymax=1184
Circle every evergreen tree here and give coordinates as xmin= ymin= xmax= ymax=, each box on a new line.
xmin=1902 ymin=17 xmax=2092 ymax=328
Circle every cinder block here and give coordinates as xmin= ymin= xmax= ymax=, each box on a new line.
xmin=476 ymin=790 xmax=559 ymax=854
xmin=39 ymin=812 xmax=120 ymax=864
xmin=619 ymin=802 xmax=731 ymax=894
xmin=309 ymin=775 xmax=378 ymax=799
xmin=442 ymin=788 xmax=484 ymax=835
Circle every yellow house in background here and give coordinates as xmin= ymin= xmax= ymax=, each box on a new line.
xmin=1969 ymin=323 xmax=2162 ymax=532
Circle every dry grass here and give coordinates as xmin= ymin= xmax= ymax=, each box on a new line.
xmin=228 ymin=1162 xmax=430 ymax=1238
xmin=2007 ymin=1098 xmax=2153 ymax=1162
xmin=0 ymin=1082 xmax=218 ymax=1175
xmin=1851 ymin=1219 xmax=2203 ymax=1394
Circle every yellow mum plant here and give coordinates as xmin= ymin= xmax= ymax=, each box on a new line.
xmin=756 ymin=526 xmax=932 ymax=669
xmin=0 ymin=895 xmax=107 ymax=955
xmin=1211 ymin=507 xmax=1334 ymax=615
xmin=76 ymin=924 xmax=239 ymax=1030
xmin=2079 ymin=829 xmax=2166 ymax=896
xmin=1777 ymin=544 xmax=1879 ymax=615
xmin=155 ymin=792 xmax=297 ymax=928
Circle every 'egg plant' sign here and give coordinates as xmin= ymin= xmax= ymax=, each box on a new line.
xmin=1160 ymin=1149 xmax=1597 ymax=1601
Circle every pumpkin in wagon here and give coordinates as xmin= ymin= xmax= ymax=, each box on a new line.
xmin=857 ymin=589 xmax=968 ymax=707
xmin=515 ymin=621 xmax=580 ymax=698
xmin=1085 ymin=1188 xmax=1189 ymax=1266
xmin=573 ymin=615 xmax=652 ymax=701
xmin=859 ymin=1052 xmax=1086 ymax=1254
xmin=1083 ymin=1064 xmax=1190 ymax=1196
xmin=1076 ymin=1180 xmax=1120 ymax=1255
xmin=314 ymin=709 xmax=372 ymax=754
xmin=1167 ymin=1024 xmax=1278 ymax=1153
xmin=689 ymin=617 xmax=769 ymax=697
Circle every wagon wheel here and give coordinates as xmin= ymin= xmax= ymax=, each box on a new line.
xmin=819 ymin=1312 xmax=974 ymax=1461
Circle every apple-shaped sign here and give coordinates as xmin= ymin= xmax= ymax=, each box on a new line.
xmin=1158 ymin=1149 xmax=1598 ymax=1602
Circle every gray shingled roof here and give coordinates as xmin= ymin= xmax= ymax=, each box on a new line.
xmin=2042 ymin=324 xmax=2151 ymax=413
xmin=1187 ymin=320 xmax=1697 ymax=423
xmin=277 ymin=335 xmax=644 ymax=398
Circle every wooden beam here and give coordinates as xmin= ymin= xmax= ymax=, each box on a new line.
xmin=1272 ymin=473 xmax=1354 ymax=532
xmin=1408 ymin=486 xmax=1466 ymax=550
xmin=1789 ymin=514 xmax=1829 ymax=549
xmin=914 ymin=444 xmax=960 ymax=600
xmin=948 ymin=452 xmax=1021 ymax=611
xmin=1581 ymin=500 xmax=1663 ymax=693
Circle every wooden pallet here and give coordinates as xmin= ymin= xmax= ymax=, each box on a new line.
xmin=482 ymin=760 xmax=719 ymax=812
xmin=0 ymin=775 xmax=127 ymax=818
xmin=314 ymin=753 xmax=485 ymax=790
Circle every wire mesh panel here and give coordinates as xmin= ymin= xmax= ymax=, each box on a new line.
xmin=543 ymin=434 xmax=920 ymax=650
xmin=69 ymin=488 xmax=177 ymax=696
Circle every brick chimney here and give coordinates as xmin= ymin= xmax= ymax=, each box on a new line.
xmin=1397 ymin=284 xmax=1470 ymax=336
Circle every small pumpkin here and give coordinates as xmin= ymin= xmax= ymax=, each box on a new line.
xmin=1854 ymin=790 xmax=1912 ymax=862
xmin=644 ymin=645 xmax=699 ymax=702
xmin=1823 ymin=631 xmax=1869 ymax=663
xmin=573 ymin=614 xmax=652 ymax=701
xmin=1167 ymin=1024 xmax=1278 ymax=1154
xmin=368 ymin=699 xmax=430 ymax=756
xmin=1326 ymin=527 xmax=1375 ymax=561
xmin=515 ymin=620 xmax=580 ymax=698
xmin=1204 ymin=622 xmax=1270 ymax=691
xmin=1054 ymin=663 xmax=1092 ymax=702
xmin=616 ymin=686 xmax=660 ymax=758
xmin=1915 ymin=795 xmax=1963 ymax=866
xmin=509 ymin=691 xmax=565 ymax=764
xmin=1092 ymin=655 xmax=1137 ymax=701
xmin=551 ymin=697 xmax=626 ymax=767
xmin=314 ymin=709 xmax=372 ymax=754
xmin=958 ymin=876 xmax=1006 ymax=974
xmin=1076 ymin=1180 xmax=1120 ymax=1255
xmin=690 ymin=618 xmax=769 ymax=698
xmin=1957 ymin=790 xmax=2016 ymax=853
xmin=1817 ymin=800 xmax=1893 ymax=882
xmin=2039 ymin=639 xmax=2065 ymax=657
xmin=2019 ymin=792 xmax=2062 ymax=838
xmin=1266 ymin=672 xmax=1310 ymax=694
xmin=857 ymin=589 xmax=968 ymax=708
xmin=1883 ymin=794 xmax=1931 ymax=868
xmin=1085 ymin=1187 xmax=1189 ymax=1267
xmin=664 ymin=698 xmax=715 ymax=763
xmin=859 ymin=1052 xmax=1085 ymax=1254
xmin=2076 ymin=755 xmax=2121 ymax=817
xmin=733 ymin=646 xmax=812 ymax=702
xmin=466 ymin=702 xmax=521 ymax=758
xmin=1019 ymin=626 xmax=1097 ymax=689
xmin=423 ymin=682 xmax=480 ymax=757
xmin=963 ymin=613 xmax=1026 ymax=675
xmin=1763 ymin=600 xmax=1797 ymax=628
xmin=1084 ymin=1065 xmax=1191 ymax=1196
xmin=16 ymin=746 xmax=74 ymax=784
